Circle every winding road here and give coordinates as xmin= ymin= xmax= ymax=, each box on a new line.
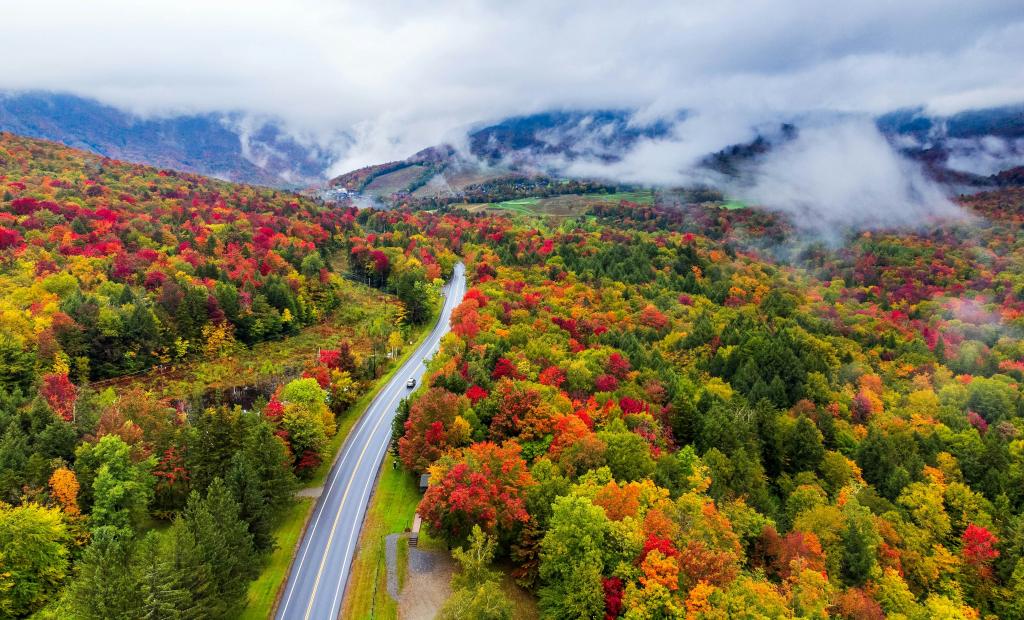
xmin=276 ymin=262 xmax=466 ymax=620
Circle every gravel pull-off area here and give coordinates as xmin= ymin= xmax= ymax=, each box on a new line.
xmin=294 ymin=486 xmax=323 ymax=498
xmin=385 ymin=534 xmax=401 ymax=601
xmin=397 ymin=546 xmax=454 ymax=620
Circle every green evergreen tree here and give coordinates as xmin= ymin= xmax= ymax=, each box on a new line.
xmin=841 ymin=509 xmax=878 ymax=586
xmin=242 ymin=418 xmax=296 ymax=515
xmin=0 ymin=335 xmax=35 ymax=395
xmin=0 ymin=423 xmax=28 ymax=502
xmin=786 ymin=416 xmax=826 ymax=474
xmin=226 ymin=451 xmax=274 ymax=552
xmin=767 ymin=375 xmax=789 ymax=408
xmin=166 ymin=518 xmax=215 ymax=618
xmin=186 ymin=407 xmax=242 ymax=494
xmin=135 ymin=532 xmax=189 ymax=620
xmin=391 ymin=397 xmax=411 ymax=456
xmin=181 ymin=478 xmax=257 ymax=616
xmin=669 ymin=386 xmax=700 ymax=447
xmin=66 ymin=526 xmax=141 ymax=619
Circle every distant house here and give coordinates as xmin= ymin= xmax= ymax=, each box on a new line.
xmin=418 ymin=473 xmax=430 ymax=493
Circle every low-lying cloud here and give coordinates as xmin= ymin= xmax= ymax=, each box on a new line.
xmin=3 ymin=1 xmax=1023 ymax=162
xmin=945 ymin=136 xmax=1024 ymax=176
xmin=739 ymin=119 xmax=964 ymax=231
xmin=536 ymin=114 xmax=965 ymax=231
xmin=0 ymin=0 xmax=1022 ymax=226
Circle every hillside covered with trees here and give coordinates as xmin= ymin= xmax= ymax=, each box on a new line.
xmin=0 ymin=134 xmax=464 ymax=617
xmin=4 ymin=132 xmax=1024 ymax=618
xmin=396 ymin=190 xmax=1024 ymax=618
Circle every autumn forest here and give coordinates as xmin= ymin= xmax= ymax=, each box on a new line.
xmin=2 ymin=128 xmax=1024 ymax=620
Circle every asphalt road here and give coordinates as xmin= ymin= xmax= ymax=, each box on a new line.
xmin=276 ymin=262 xmax=466 ymax=620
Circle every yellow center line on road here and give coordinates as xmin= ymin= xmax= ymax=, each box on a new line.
xmin=292 ymin=266 xmax=463 ymax=619
xmin=328 ymin=430 xmax=393 ymax=613
xmin=282 ymin=277 xmax=462 ymax=617
xmin=327 ymin=311 xmax=461 ymax=613
xmin=301 ymin=383 xmax=407 ymax=620
xmin=278 ymin=371 xmax=383 ymax=618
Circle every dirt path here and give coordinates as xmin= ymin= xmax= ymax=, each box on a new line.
xmin=397 ymin=547 xmax=453 ymax=620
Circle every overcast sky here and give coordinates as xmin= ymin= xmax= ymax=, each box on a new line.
xmin=5 ymin=0 xmax=1021 ymax=228
xmin=3 ymin=0 xmax=1023 ymax=168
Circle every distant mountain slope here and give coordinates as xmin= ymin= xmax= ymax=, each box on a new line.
xmin=326 ymin=110 xmax=675 ymax=203
xmin=323 ymin=104 xmax=1024 ymax=208
xmin=5 ymin=92 xmax=1021 ymax=197
xmin=0 ymin=92 xmax=338 ymax=187
xmin=878 ymin=105 xmax=1024 ymax=181
xmin=877 ymin=104 xmax=1024 ymax=140
xmin=467 ymin=109 xmax=675 ymax=164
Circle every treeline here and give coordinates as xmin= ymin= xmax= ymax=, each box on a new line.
xmin=402 ymin=176 xmax=630 ymax=210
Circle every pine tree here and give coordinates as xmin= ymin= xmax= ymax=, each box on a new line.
xmin=242 ymin=418 xmax=296 ymax=516
xmin=841 ymin=512 xmax=878 ymax=586
xmin=786 ymin=416 xmax=825 ymax=474
xmin=0 ymin=423 xmax=28 ymax=502
xmin=391 ymin=398 xmax=411 ymax=456
xmin=182 ymin=479 xmax=257 ymax=616
xmin=67 ymin=526 xmax=141 ymax=619
xmin=135 ymin=532 xmax=189 ymax=620
xmin=166 ymin=518 xmax=214 ymax=619
xmin=0 ymin=335 xmax=35 ymax=395
xmin=226 ymin=451 xmax=273 ymax=552
xmin=767 ymin=375 xmax=789 ymax=408
xmin=732 ymin=359 xmax=763 ymax=394
xmin=669 ymin=390 xmax=700 ymax=447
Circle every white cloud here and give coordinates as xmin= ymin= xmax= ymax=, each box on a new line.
xmin=945 ymin=137 xmax=1024 ymax=176
xmin=0 ymin=0 xmax=1021 ymax=169
xmin=737 ymin=118 xmax=965 ymax=231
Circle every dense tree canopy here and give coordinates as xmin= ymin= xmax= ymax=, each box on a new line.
xmin=6 ymin=133 xmax=1024 ymax=617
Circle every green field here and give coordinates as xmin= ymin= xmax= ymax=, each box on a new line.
xmin=490 ymin=197 xmax=542 ymax=213
xmin=586 ymin=190 xmax=655 ymax=205
xmin=461 ymin=190 xmax=654 ymax=218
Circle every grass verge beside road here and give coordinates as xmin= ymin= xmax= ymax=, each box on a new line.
xmin=307 ymin=316 xmax=431 ymax=489
xmin=240 ymin=498 xmax=314 ymax=620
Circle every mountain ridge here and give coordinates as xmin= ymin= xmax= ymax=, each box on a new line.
xmin=0 ymin=91 xmax=338 ymax=188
